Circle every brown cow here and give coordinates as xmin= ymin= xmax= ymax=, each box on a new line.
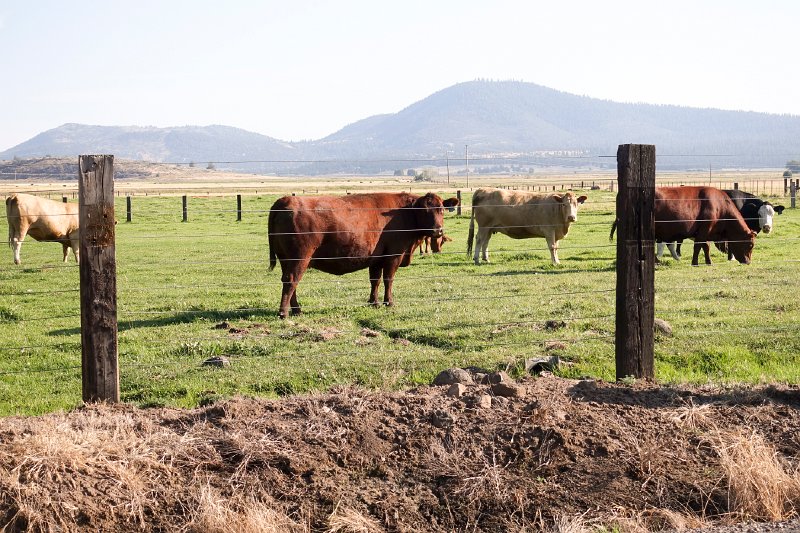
xmin=268 ymin=192 xmax=459 ymax=318
xmin=467 ymin=189 xmax=588 ymax=265
xmin=655 ymin=186 xmax=756 ymax=265
xmin=6 ymin=193 xmax=80 ymax=265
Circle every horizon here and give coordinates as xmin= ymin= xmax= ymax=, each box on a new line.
xmin=2 ymin=1 xmax=799 ymax=151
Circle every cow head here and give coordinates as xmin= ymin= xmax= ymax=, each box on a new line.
xmin=728 ymin=230 xmax=756 ymax=264
xmin=758 ymin=203 xmax=775 ymax=234
xmin=412 ymin=193 xmax=446 ymax=238
xmin=553 ymin=193 xmax=588 ymax=223
xmin=773 ymin=204 xmax=786 ymax=215
xmin=443 ymin=197 xmax=461 ymax=212
xmin=428 ymin=234 xmax=452 ymax=253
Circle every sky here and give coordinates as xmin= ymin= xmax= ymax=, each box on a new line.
xmin=1 ymin=0 xmax=798 ymax=151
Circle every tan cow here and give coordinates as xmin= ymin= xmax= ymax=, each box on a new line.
xmin=467 ymin=189 xmax=588 ymax=265
xmin=6 ymin=193 xmax=80 ymax=265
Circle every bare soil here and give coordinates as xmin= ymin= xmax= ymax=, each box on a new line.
xmin=0 ymin=375 xmax=798 ymax=532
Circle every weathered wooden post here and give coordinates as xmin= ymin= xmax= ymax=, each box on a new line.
xmin=62 ymin=196 xmax=67 ymax=203
xmin=182 ymin=195 xmax=188 ymax=222
xmin=78 ymin=155 xmax=119 ymax=403
xmin=456 ymin=190 xmax=462 ymax=216
xmin=791 ymin=181 xmax=796 ymax=209
xmin=615 ymin=144 xmax=655 ymax=381
xmin=237 ymin=194 xmax=242 ymax=221
xmin=126 ymin=196 xmax=132 ymax=222
xmin=734 ymin=182 xmax=738 ymax=190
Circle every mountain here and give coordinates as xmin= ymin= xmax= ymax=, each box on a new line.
xmin=3 ymin=80 xmax=800 ymax=171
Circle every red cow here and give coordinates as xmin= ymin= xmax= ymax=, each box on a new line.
xmin=268 ymin=192 xmax=459 ymax=318
xmin=655 ymin=186 xmax=756 ymax=265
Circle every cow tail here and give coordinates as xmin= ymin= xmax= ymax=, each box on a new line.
xmin=466 ymin=197 xmax=476 ymax=257
xmin=267 ymin=206 xmax=278 ymax=271
xmin=609 ymin=218 xmax=618 ymax=241
xmin=6 ymin=196 xmax=16 ymax=250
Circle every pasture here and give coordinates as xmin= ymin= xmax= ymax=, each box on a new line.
xmin=1 ymin=179 xmax=799 ymax=416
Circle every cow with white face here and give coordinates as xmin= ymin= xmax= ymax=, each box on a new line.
xmin=467 ymin=189 xmax=588 ymax=266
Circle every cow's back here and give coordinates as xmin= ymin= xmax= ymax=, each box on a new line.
xmin=472 ymin=188 xmax=562 ymax=237
xmin=268 ymin=193 xmax=415 ymax=275
xmin=6 ymin=193 xmax=79 ymax=241
xmin=656 ymin=186 xmax=745 ymax=241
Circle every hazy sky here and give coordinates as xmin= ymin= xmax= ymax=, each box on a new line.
xmin=1 ymin=0 xmax=797 ymax=151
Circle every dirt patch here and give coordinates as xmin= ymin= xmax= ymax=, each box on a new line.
xmin=0 ymin=376 xmax=798 ymax=532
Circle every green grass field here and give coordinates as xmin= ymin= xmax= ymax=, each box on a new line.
xmin=1 ymin=186 xmax=799 ymax=415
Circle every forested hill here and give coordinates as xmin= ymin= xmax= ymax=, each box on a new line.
xmin=3 ymin=81 xmax=800 ymax=171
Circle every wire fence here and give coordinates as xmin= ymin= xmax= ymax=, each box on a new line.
xmin=0 ymin=159 xmax=799 ymax=413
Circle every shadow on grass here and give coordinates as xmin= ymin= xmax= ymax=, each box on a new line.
xmin=48 ymin=307 xmax=276 ymax=336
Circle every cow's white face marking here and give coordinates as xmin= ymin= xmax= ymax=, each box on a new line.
xmin=758 ymin=204 xmax=774 ymax=234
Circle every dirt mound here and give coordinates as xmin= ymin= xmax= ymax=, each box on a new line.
xmin=0 ymin=376 xmax=798 ymax=532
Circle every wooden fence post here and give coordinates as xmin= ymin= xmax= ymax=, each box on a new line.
xmin=791 ymin=181 xmax=796 ymax=209
xmin=734 ymin=182 xmax=738 ymax=190
xmin=237 ymin=194 xmax=242 ymax=221
xmin=126 ymin=196 xmax=132 ymax=222
xmin=456 ymin=190 xmax=462 ymax=216
xmin=78 ymin=155 xmax=119 ymax=403
xmin=62 ymin=196 xmax=67 ymax=203
xmin=182 ymin=195 xmax=188 ymax=222
xmin=615 ymin=144 xmax=655 ymax=381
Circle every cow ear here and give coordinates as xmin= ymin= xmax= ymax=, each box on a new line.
xmin=552 ymin=194 xmax=563 ymax=202
xmin=443 ymin=197 xmax=460 ymax=208
xmin=577 ymin=195 xmax=588 ymax=204
xmin=774 ymin=205 xmax=785 ymax=214
xmin=443 ymin=235 xmax=453 ymax=242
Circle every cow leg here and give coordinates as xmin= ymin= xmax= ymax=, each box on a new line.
xmin=382 ymin=258 xmax=402 ymax=307
xmin=11 ymin=237 xmax=23 ymax=265
xmin=368 ymin=264 xmax=382 ymax=307
xmin=692 ymin=242 xmax=711 ymax=266
xmin=278 ymin=258 xmax=308 ymax=318
xmin=546 ymin=235 xmax=559 ymax=265
xmin=667 ymin=242 xmax=680 ymax=260
xmin=70 ymin=233 xmax=80 ymax=264
xmin=474 ymin=228 xmax=491 ymax=264
xmin=62 ymin=242 xmax=70 ymax=263
xmin=656 ymin=242 xmax=665 ymax=260
xmin=702 ymin=242 xmax=712 ymax=264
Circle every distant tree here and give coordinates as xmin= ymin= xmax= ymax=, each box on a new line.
xmin=406 ymin=169 xmax=416 ymax=177
xmin=393 ymin=169 xmax=404 ymax=176
xmin=189 ymin=161 xmax=195 ymax=168
xmin=786 ymin=161 xmax=800 ymax=173
xmin=207 ymin=162 xmax=216 ymax=170
xmin=783 ymin=169 xmax=793 ymax=178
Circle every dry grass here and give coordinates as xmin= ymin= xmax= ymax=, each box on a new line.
xmin=712 ymin=429 xmax=800 ymax=521
xmin=326 ymin=503 xmax=383 ymax=533
xmin=187 ymin=484 xmax=305 ymax=533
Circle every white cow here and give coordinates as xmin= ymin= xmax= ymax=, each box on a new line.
xmin=467 ymin=189 xmax=588 ymax=265
xmin=6 ymin=193 xmax=80 ymax=264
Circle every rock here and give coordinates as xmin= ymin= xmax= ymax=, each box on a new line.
xmin=446 ymin=383 xmax=466 ymax=398
xmin=213 ymin=321 xmax=231 ymax=330
xmin=525 ymin=355 xmax=559 ymax=374
xmin=654 ymin=318 xmax=673 ymax=337
xmin=491 ymin=396 xmax=509 ymax=408
xmin=544 ymin=320 xmax=567 ymax=330
xmin=202 ymin=356 xmax=230 ymax=368
xmin=433 ymin=368 xmax=475 ymax=386
xmin=360 ymin=327 xmax=381 ymax=337
xmin=430 ymin=409 xmax=454 ymax=428
xmin=488 ymin=371 xmax=510 ymax=384
xmin=544 ymin=341 xmax=567 ymax=351
xmin=478 ymin=395 xmax=493 ymax=409
xmin=491 ymin=382 xmax=526 ymax=398
xmin=473 ymin=372 xmax=489 ymax=384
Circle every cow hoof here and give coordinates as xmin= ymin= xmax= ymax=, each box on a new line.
xmin=290 ymin=308 xmax=302 ymax=316
xmin=384 ymin=302 xmax=394 ymax=308
xmin=369 ymin=301 xmax=380 ymax=308
xmin=278 ymin=312 xmax=287 ymax=319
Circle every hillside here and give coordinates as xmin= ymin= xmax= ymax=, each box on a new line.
xmin=3 ymin=80 xmax=800 ymax=171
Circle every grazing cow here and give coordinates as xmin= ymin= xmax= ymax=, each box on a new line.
xmin=467 ymin=189 xmax=588 ymax=265
xmin=6 ymin=193 xmax=80 ymax=265
xmin=268 ymin=192 xmax=459 ymax=318
xmin=655 ymin=186 xmax=756 ymax=265
xmin=659 ymin=189 xmax=784 ymax=261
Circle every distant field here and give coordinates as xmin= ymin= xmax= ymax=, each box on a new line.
xmin=0 ymin=175 xmax=798 ymax=416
